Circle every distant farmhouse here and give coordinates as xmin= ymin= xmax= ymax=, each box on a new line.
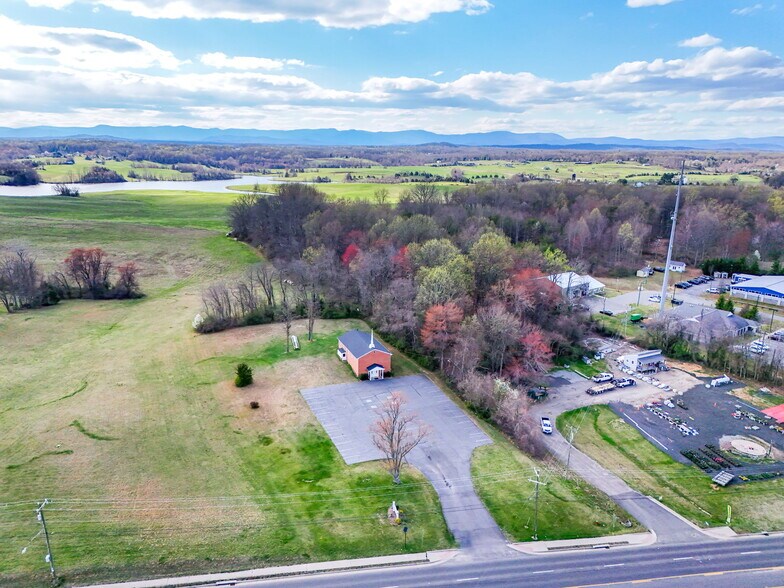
xmin=337 ymin=330 xmax=392 ymax=380
xmin=548 ymin=271 xmax=606 ymax=299
xmin=730 ymin=275 xmax=784 ymax=307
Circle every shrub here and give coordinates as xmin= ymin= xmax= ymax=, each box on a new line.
xmin=235 ymin=363 xmax=253 ymax=387
xmin=250 ymin=401 xmax=260 ymax=409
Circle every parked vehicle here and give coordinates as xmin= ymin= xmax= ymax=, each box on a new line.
xmin=540 ymin=416 xmax=553 ymax=434
xmin=671 ymin=298 xmax=684 ymax=305
xmin=771 ymin=331 xmax=784 ymax=342
xmin=614 ymin=377 xmax=636 ymax=388
xmin=648 ymin=294 xmax=662 ymax=302
xmin=653 ymin=266 xmax=665 ymax=272
xmin=675 ymin=282 xmax=689 ymax=289
xmin=587 ymin=383 xmax=617 ymax=395
xmin=599 ymin=309 xmax=614 ymax=316
xmin=707 ymin=287 xmax=720 ymax=294
xmin=592 ymin=372 xmax=614 ymax=383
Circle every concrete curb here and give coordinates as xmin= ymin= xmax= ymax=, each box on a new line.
xmin=79 ymin=551 xmax=459 ymax=588
xmin=644 ymin=495 xmax=740 ymax=539
xmin=508 ymin=532 xmax=656 ymax=555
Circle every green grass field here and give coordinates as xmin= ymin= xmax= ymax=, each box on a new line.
xmin=247 ymin=159 xmax=761 ymax=187
xmin=32 ymin=156 xmax=193 ymax=183
xmin=0 ymin=192 xmax=455 ymax=587
xmin=472 ymin=435 xmax=641 ymax=542
xmin=558 ymin=406 xmax=784 ymax=533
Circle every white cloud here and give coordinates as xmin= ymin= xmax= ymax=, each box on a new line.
xmin=580 ymin=11 xmax=594 ymax=20
xmin=200 ymin=52 xmax=305 ymax=70
xmin=0 ymin=15 xmax=182 ymax=71
xmin=679 ymin=33 xmax=721 ymax=48
xmin=23 ymin=0 xmax=493 ymax=28
xmin=732 ymin=3 xmax=763 ymax=15
xmin=627 ymin=0 xmax=679 ymax=7
xmin=1 ymin=16 xmax=783 ymax=138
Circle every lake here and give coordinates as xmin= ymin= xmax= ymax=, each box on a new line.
xmin=0 ymin=175 xmax=277 ymax=197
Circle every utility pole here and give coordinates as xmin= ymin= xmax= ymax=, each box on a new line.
xmin=659 ymin=160 xmax=686 ymax=314
xmin=528 ymin=468 xmax=547 ymax=541
xmin=36 ymin=499 xmax=57 ymax=583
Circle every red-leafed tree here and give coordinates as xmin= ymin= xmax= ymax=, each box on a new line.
xmin=341 ymin=243 xmax=360 ymax=266
xmin=64 ymin=247 xmax=112 ymax=298
xmin=504 ymin=324 xmax=554 ymax=384
xmin=421 ymin=302 xmax=464 ymax=371
xmin=114 ymin=262 xmax=142 ymax=299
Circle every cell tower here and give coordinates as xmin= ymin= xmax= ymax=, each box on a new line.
xmin=659 ymin=160 xmax=686 ymax=314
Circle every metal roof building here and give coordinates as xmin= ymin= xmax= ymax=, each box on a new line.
xmin=731 ymin=275 xmax=784 ymax=306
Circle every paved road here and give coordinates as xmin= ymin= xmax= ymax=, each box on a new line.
xmin=223 ymin=534 xmax=784 ymax=587
xmin=301 ymin=376 xmax=507 ymax=556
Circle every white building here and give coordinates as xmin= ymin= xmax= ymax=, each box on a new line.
xmin=548 ymin=272 xmax=606 ymax=299
xmin=620 ymin=349 xmax=667 ymax=374
xmin=668 ymin=261 xmax=686 ymax=273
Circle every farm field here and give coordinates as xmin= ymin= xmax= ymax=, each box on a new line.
xmin=558 ymin=406 xmax=784 ymax=534
xmin=229 ymin=181 xmax=456 ymax=201
xmin=0 ymin=193 xmax=455 ymax=587
xmin=31 ymin=156 xmax=194 ymax=183
xmin=248 ymin=159 xmax=762 ymax=186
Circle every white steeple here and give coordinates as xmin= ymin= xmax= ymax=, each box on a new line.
xmin=369 ymin=330 xmax=376 ymax=349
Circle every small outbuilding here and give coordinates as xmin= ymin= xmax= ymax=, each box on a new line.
xmin=337 ymin=330 xmax=392 ymax=380
xmin=668 ymin=261 xmax=686 ymax=273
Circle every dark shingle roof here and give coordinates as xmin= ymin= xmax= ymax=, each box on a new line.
xmin=338 ymin=330 xmax=390 ymax=358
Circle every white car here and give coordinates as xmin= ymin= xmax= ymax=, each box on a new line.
xmin=648 ymin=295 xmax=661 ymax=302
xmin=540 ymin=417 xmax=553 ymax=435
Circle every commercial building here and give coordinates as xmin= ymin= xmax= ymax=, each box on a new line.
xmin=620 ymin=349 xmax=667 ymax=374
xmin=730 ymin=275 xmax=784 ymax=306
xmin=548 ymin=271 xmax=606 ymax=299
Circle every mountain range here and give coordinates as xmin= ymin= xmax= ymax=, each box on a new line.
xmin=2 ymin=125 xmax=784 ymax=151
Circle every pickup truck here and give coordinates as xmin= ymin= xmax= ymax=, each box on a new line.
xmin=540 ymin=416 xmax=553 ymax=435
xmin=613 ymin=377 xmax=636 ymax=388
xmin=592 ymin=372 xmax=614 ymax=383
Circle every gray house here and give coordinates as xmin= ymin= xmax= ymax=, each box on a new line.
xmin=666 ymin=308 xmax=758 ymax=344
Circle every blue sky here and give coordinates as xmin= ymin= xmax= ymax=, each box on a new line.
xmin=1 ymin=0 xmax=783 ymax=138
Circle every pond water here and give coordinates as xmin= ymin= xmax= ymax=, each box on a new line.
xmin=0 ymin=175 xmax=277 ymax=197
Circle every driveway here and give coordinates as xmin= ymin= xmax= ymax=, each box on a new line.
xmin=532 ymin=355 xmax=707 ymax=544
xmin=301 ymin=375 xmax=507 ymax=555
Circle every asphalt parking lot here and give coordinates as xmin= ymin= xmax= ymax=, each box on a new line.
xmin=611 ymin=380 xmax=784 ymax=478
xmin=301 ymin=375 xmax=507 ymax=553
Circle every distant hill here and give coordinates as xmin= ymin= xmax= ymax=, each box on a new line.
xmin=1 ymin=125 xmax=783 ymax=151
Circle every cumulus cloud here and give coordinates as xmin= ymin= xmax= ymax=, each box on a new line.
xmin=0 ymin=15 xmax=181 ymax=70
xmin=23 ymin=0 xmax=493 ymax=28
xmin=679 ymin=33 xmax=721 ymax=48
xmin=1 ymin=15 xmax=783 ymax=138
xmin=200 ymin=52 xmax=305 ymax=70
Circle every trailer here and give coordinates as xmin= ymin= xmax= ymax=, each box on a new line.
xmin=587 ymin=383 xmax=616 ymax=396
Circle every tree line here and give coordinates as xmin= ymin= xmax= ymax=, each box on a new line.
xmin=0 ymin=248 xmax=142 ymax=313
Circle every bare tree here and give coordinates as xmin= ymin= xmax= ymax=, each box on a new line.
xmin=64 ymin=247 xmax=112 ymax=298
xmin=0 ymin=249 xmax=43 ymax=312
xmin=202 ymin=283 xmax=235 ymax=326
xmin=251 ymin=263 xmax=277 ymax=307
xmin=370 ymin=392 xmax=429 ymax=484
xmin=277 ymin=270 xmax=295 ymax=353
